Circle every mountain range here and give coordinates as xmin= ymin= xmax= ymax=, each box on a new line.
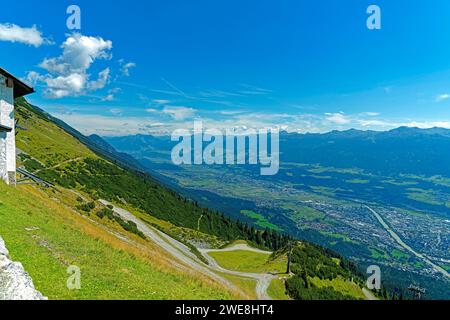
xmin=104 ymin=126 xmax=450 ymax=177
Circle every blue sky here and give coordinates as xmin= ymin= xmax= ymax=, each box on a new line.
xmin=2 ymin=0 xmax=450 ymax=136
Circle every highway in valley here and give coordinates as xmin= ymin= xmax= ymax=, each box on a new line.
xmin=365 ymin=205 xmax=450 ymax=280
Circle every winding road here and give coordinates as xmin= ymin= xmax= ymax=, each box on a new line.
xmin=100 ymin=200 xmax=275 ymax=300
xmin=200 ymin=245 xmax=276 ymax=300
xmin=100 ymin=200 xmax=380 ymax=300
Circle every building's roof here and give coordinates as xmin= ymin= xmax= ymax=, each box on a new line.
xmin=0 ymin=67 xmax=35 ymax=98
xmin=0 ymin=124 xmax=12 ymax=132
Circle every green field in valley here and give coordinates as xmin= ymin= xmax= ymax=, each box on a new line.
xmin=208 ymin=250 xmax=287 ymax=274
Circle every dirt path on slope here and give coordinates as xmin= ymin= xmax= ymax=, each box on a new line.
xmin=199 ymin=247 xmax=276 ymax=300
xmin=99 ymin=200 xmax=249 ymax=298
xmin=100 ymin=200 xmax=275 ymax=300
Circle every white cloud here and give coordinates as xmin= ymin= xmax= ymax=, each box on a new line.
xmin=361 ymin=112 xmax=380 ymax=117
xmin=357 ymin=119 xmax=450 ymax=130
xmin=0 ymin=23 xmax=51 ymax=47
xmin=121 ymin=61 xmax=136 ymax=76
xmin=402 ymin=121 xmax=450 ymax=129
xmin=325 ymin=113 xmax=351 ymax=125
xmin=102 ymin=94 xmax=114 ymax=102
xmin=51 ymin=106 xmax=450 ymax=137
xmin=101 ymin=87 xmax=121 ymax=101
xmin=53 ymin=113 xmax=147 ymax=136
xmin=358 ymin=119 xmax=391 ymax=127
xmin=44 ymin=73 xmax=86 ymax=98
xmin=162 ymin=106 xmax=196 ymax=121
xmin=26 ymin=71 xmax=43 ymax=85
xmin=238 ymin=84 xmax=273 ymax=95
xmin=51 ymin=111 xmax=181 ymax=136
xmin=88 ymin=68 xmax=110 ymax=91
xmin=30 ymin=33 xmax=113 ymax=98
xmin=219 ymin=110 xmax=248 ymax=116
xmin=148 ymin=123 xmax=165 ymax=127
xmin=109 ymin=108 xmax=122 ymax=115
xmin=40 ymin=33 xmax=112 ymax=74
xmin=152 ymin=99 xmax=170 ymax=104
xmin=436 ymin=94 xmax=450 ymax=102
xmin=199 ymin=89 xmax=244 ymax=98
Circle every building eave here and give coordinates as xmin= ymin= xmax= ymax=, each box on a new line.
xmin=0 ymin=67 xmax=35 ymax=99
xmin=0 ymin=124 xmax=12 ymax=132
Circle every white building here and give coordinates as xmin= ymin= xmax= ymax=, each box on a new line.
xmin=0 ymin=68 xmax=34 ymax=185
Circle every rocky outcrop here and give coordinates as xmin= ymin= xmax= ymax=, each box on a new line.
xmin=0 ymin=236 xmax=47 ymax=300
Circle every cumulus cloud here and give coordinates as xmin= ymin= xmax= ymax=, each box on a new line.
xmin=88 ymin=68 xmax=111 ymax=91
xmin=26 ymin=71 xmax=43 ymax=85
xmin=162 ymin=106 xmax=197 ymax=121
xmin=325 ymin=113 xmax=351 ymax=125
xmin=29 ymin=33 xmax=113 ymax=98
xmin=40 ymin=33 xmax=112 ymax=73
xmin=44 ymin=73 xmax=86 ymax=98
xmin=0 ymin=23 xmax=51 ymax=47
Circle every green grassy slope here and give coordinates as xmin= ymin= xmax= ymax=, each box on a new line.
xmin=285 ymin=242 xmax=367 ymax=300
xmin=267 ymin=277 xmax=291 ymax=300
xmin=0 ymin=183 xmax=238 ymax=300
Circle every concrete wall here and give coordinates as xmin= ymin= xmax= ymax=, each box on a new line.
xmin=0 ymin=74 xmax=15 ymax=185
xmin=0 ymin=236 xmax=47 ymax=300
xmin=0 ymin=132 xmax=6 ymax=182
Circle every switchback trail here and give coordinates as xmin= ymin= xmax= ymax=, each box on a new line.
xmin=100 ymin=200 xmax=275 ymax=299
xmin=200 ymin=245 xmax=276 ymax=300
xmin=99 ymin=200 xmax=246 ymax=297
